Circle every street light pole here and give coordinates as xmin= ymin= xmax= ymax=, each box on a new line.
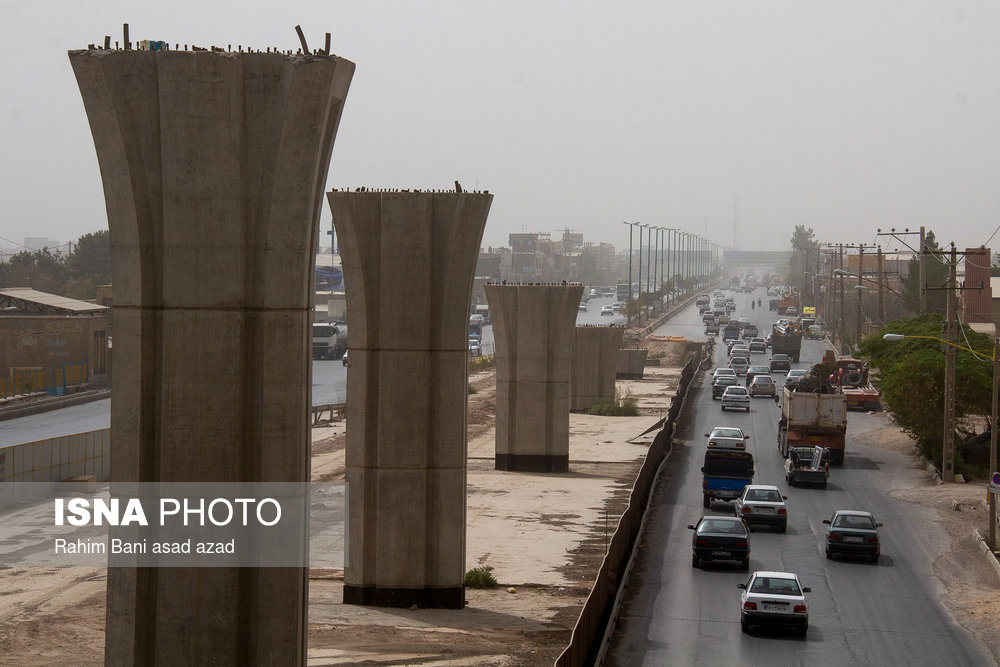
xmin=856 ymin=244 xmax=864 ymax=347
xmin=624 ymin=221 xmax=633 ymax=328
xmin=991 ymin=337 xmax=999 ymax=551
xmin=942 ymin=244 xmax=958 ymax=483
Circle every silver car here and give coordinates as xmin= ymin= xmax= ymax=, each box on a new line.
xmin=721 ymin=386 xmax=751 ymax=412
xmin=729 ymin=356 xmax=750 ymax=376
xmin=734 ymin=484 xmax=788 ymax=531
xmin=749 ymin=375 xmax=776 ymax=397
xmin=738 ymin=571 xmax=811 ymax=636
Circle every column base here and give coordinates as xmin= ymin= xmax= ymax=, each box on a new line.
xmin=342 ymin=585 xmax=465 ymax=609
xmin=494 ymin=453 xmax=569 ymax=473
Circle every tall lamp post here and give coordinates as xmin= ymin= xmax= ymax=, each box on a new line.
xmin=884 ymin=332 xmax=999 ymax=546
xmin=622 ymin=221 xmax=635 ymax=327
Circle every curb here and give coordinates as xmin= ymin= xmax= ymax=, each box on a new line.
xmin=0 ymin=389 xmax=111 ymax=422
xmin=973 ymin=529 xmax=1000 ymax=583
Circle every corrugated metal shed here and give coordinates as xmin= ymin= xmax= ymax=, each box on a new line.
xmin=0 ymin=288 xmax=108 ymax=315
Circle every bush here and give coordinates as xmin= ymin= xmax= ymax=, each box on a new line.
xmin=464 ymin=565 xmax=498 ymax=588
xmin=468 ymin=384 xmax=478 ymax=395
xmin=588 ymin=388 xmax=640 ymax=416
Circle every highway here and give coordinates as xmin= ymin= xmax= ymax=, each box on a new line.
xmin=605 ymin=287 xmax=994 ymax=665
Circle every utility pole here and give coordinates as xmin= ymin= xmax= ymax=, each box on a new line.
xmin=942 ymin=244 xmax=957 ymax=482
xmin=625 ymin=222 xmax=633 ymax=328
xmin=990 ymin=337 xmax=999 ymax=551
xmin=839 ymin=244 xmax=846 ymax=353
xmin=856 ymin=244 xmax=865 ymax=347
xmin=920 ymin=226 xmax=927 ymax=314
xmin=877 ymin=246 xmax=885 ymax=325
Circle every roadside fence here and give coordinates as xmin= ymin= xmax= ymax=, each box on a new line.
xmin=0 ymin=362 xmax=89 ymax=400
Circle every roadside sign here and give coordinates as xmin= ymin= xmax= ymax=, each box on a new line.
xmin=802 ymin=306 xmax=816 ymax=315
xmin=990 ymin=472 xmax=1000 ymax=495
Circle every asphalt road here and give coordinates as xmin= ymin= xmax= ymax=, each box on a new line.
xmin=605 ymin=287 xmax=994 ymax=665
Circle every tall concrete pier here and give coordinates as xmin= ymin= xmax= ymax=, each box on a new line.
xmin=329 ymin=190 xmax=492 ymax=609
xmin=71 ymin=46 xmax=354 ymax=665
xmin=570 ymin=326 xmax=625 ymax=411
xmin=487 ymin=284 xmax=583 ymax=473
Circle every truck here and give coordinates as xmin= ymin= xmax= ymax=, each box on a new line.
xmin=312 ymin=321 xmax=348 ymax=360
xmin=778 ymin=384 xmax=848 ymax=465
xmin=777 ymin=290 xmax=800 ymax=315
xmin=829 ymin=357 xmax=881 ymax=412
xmin=701 ymin=449 xmax=755 ymax=508
xmin=616 ymin=283 xmax=631 ymax=302
xmin=770 ymin=322 xmax=803 ymax=362
xmin=722 ymin=322 xmax=742 ymax=342
xmin=469 ymin=317 xmax=483 ymax=342
xmin=784 ymin=445 xmax=831 ymax=487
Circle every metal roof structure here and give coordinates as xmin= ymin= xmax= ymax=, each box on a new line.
xmin=0 ymin=287 xmax=108 ymax=315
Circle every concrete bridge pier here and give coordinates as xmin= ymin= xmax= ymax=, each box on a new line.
xmin=71 ymin=46 xmax=354 ymax=665
xmin=486 ymin=284 xmax=583 ymax=473
xmin=328 ymin=190 xmax=492 ymax=609
xmin=570 ymin=326 xmax=625 ymax=411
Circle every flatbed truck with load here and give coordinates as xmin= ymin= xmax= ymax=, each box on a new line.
xmin=784 ymin=445 xmax=831 ymax=487
xmin=778 ymin=384 xmax=848 ymax=465
xmin=770 ymin=322 xmax=803 ymax=362
xmin=829 ymin=357 xmax=881 ymax=411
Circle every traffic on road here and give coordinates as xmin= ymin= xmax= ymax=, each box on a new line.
xmin=606 ymin=285 xmax=993 ymax=665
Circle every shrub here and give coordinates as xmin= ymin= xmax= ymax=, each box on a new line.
xmin=464 ymin=565 xmax=498 ymax=588
xmin=588 ymin=388 xmax=640 ymax=416
xmin=468 ymin=385 xmax=478 ymax=395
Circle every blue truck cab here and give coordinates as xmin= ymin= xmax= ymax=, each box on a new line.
xmin=701 ymin=449 xmax=754 ymax=508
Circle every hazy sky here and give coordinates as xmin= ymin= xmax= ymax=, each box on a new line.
xmin=2 ymin=1 xmax=1000 ymax=257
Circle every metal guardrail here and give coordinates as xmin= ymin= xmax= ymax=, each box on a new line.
xmin=555 ymin=346 xmax=707 ymax=666
xmin=311 ymin=403 xmax=345 ymax=425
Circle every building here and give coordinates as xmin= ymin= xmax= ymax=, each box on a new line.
xmin=962 ymin=247 xmax=993 ymax=324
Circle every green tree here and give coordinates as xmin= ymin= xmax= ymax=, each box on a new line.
xmin=787 ymin=225 xmax=818 ymax=294
xmin=0 ymin=248 xmax=67 ymax=293
xmin=63 ymin=230 xmax=111 ymax=300
xmin=858 ymin=314 xmax=992 ymax=474
xmin=902 ymin=231 xmax=948 ymax=314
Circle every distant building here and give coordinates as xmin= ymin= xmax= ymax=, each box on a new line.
xmin=962 ymin=247 xmax=993 ymax=324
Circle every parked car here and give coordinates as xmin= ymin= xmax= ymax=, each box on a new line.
xmin=749 ymin=375 xmax=777 ymax=397
xmin=601 ymin=305 xmax=615 ymax=316
xmin=745 ymin=365 xmax=771 ymax=385
xmin=749 ymin=338 xmax=767 ymax=353
xmin=823 ymin=510 xmax=882 ymax=562
xmin=769 ymin=354 xmax=792 ymax=373
xmin=690 ymin=516 xmax=751 ymax=570
xmin=705 ymin=426 xmax=749 ymax=449
xmin=729 ymin=356 xmax=750 ymax=376
xmin=734 ymin=484 xmax=788 ymax=531
xmin=712 ymin=376 xmax=739 ymax=399
xmin=738 ymin=571 xmax=811 ymax=636
xmin=721 ymin=386 xmax=751 ymax=412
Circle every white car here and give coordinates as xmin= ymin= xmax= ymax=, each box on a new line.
xmin=600 ymin=305 xmax=615 ymax=316
xmin=721 ymin=386 xmax=751 ymax=412
xmin=712 ymin=368 xmax=737 ymax=381
xmin=728 ymin=356 xmax=750 ymax=376
xmin=738 ymin=571 xmax=811 ymax=636
xmin=578 ymin=303 xmax=587 ymax=312
xmin=734 ymin=484 xmax=788 ymax=531
xmin=786 ymin=369 xmax=808 ymax=384
xmin=705 ymin=427 xmax=749 ymax=450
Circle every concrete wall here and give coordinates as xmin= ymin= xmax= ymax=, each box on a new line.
xmin=570 ymin=326 xmax=624 ymax=411
xmin=329 ymin=190 xmax=492 ymax=609
xmin=71 ymin=47 xmax=354 ymax=665
xmin=0 ymin=428 xmax=110 ymax=483
xmin=0 ymin=315 xmax=110 ymax=376
xmin=616 ymin=349 xmax=649 ymax=379
xmin=487 ymin=284 xmax=583 ymax=473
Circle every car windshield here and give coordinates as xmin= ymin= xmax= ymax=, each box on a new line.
xmin=712 ymin=428 xmax=743 ymax=438
xmin=750 ymin=577 xmax=801 ymax=596
xmin=752 ymin=377 xmax=773 ymax=385
xmin=715 ymin=378 xmax=736 ymax=386
xmin=746 ymin=489 xmax=782 ymax=502
xmin=726 ymin=388 xmax=748 ymax=396
xmin=700 ymin=519 xmax=745 ymax=534
xmin=313 ymin=325 xmax=337 ymax=337
xmin=833 ymin=514 xmax=876 ymax=530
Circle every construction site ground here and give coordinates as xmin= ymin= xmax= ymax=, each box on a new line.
xmin=3 ymin=341 xmax=1000 ymax=664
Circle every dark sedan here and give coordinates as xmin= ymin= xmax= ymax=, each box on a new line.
xmin=689 ymin=516 xmax=750 ymax=569
xmin=769 ymin=354 xmax=792 ymax=373
xmin=711 ymin=376 xmax=739 ymax=399
xmin=824 ymin=510 xmax=882 ymax=563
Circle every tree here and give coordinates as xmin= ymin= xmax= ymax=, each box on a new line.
xmin=63 ymin=230 xmax=111 ymax=300
xmin=858 ymin=314 xmax=992 ymax=475
xmin=787 ymin=225 xmax=818 ymax=294
xmin=0 ymin=248 xmax=67 ymax=293
xmin=902 ymin=230 xmax=948 ymax=314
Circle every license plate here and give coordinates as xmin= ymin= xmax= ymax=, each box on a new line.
xmin=844 ymin=535 xmax=864 ymax=543
xmin=711 ymin=550 xmax=731 ymax=557
xmin=755 ymin=507 xmax=775 ymax=514
xmin=762 ymin=604 xmax=787 ymax=611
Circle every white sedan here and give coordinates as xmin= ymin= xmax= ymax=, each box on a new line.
xmin=720 ymin=386 xmax=751 ymax=412
xmin=738 ymin=570 xmax=811 ymax=636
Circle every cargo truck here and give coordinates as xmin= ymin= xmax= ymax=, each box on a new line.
xmin=770 ymin=322 xmax=803 ymax=362
xmin=312 ymin=321 xmax=348 ymax=360
xmin=778 ymin=384 xmax=848 ymax=465
xmin=701 ymin=449 xmax=755 ymax=508
xmin=829 ymin=358 xmax=881 ymax=411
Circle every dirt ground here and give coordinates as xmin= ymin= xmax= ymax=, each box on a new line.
xmin=3 ymin=342 xmax=1000 ymax=664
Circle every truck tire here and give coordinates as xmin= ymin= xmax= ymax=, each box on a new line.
xmin=842 ymin=372 xmax=863 ymax=387
xmin=831 ymin=450 xmax=844 ymax=466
